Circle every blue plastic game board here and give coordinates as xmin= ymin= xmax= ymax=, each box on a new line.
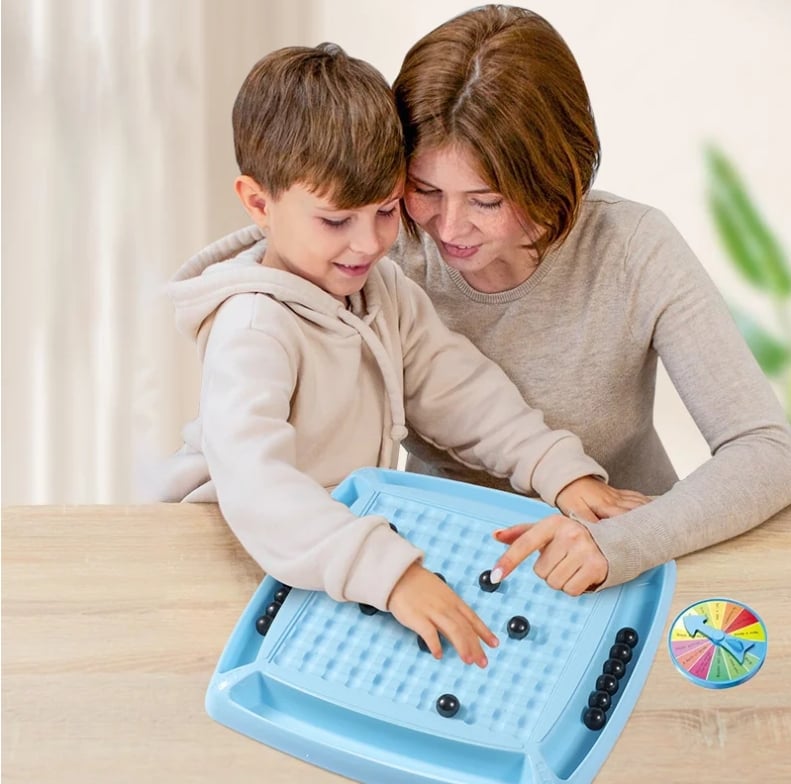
xmin=206 ymin=469 xmax=676 ymax=783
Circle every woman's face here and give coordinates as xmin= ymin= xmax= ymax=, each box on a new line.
xmin=404 ymin=144 xmax=540 ymax=290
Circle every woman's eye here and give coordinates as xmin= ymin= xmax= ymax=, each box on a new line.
xmin=412 ymin=186 xmax=439 ymax=196
xmin=320 ymin=217 xmax=351 ymax=229
xmin=473 ymin=199 xmax=503 ymax=210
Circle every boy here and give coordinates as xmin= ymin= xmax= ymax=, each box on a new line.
xmin=162 ymin=43 xmax=644 ymax=667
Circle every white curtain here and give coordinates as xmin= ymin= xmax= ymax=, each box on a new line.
xmin=2 ymin=0 xmax=316 ymax=504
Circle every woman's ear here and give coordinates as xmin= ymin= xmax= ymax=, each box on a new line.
xmin=235 ymin=175 xmax=270 ymax=227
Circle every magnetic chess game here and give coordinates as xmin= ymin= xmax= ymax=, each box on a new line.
xmin=206 ymin=469 xmax=676 ymax=783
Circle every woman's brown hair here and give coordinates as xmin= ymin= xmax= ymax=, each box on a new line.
xmin=392 ymin=5 xmax=599 ymax=253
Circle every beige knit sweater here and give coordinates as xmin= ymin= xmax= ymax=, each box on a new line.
xmin=394 ymin=191 xmax=791 ymax=587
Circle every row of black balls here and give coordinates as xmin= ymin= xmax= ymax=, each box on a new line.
xmin=255 ymin=584 xmax=292 ymax=636
xmin=581 ymin=626 xmax=639 ymax=731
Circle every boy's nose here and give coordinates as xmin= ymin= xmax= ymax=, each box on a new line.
xmin=349 ymin=221 xmax=384 ymax=256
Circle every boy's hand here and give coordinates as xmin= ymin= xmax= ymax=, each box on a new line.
xmin=387 ymin=563 xmax=499 ymax=667
xmin=490 ymin=515 xmax=608 ymax=595
xmin=555 ymin=476 xmax=649 ymax=522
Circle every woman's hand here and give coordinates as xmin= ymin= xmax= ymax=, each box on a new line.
xmin=489 ymin=514 xmax=609 ymax=596
xmin=388 ymin=563 xmax=499 ymax=667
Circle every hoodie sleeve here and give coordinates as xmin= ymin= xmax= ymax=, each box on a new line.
xmin=200 ymin=295 xmax=422 ymax=610
xmin=395 ymin=270 xmax=607 ymax=505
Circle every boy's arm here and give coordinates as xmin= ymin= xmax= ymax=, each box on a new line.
xmin=201 ymin=307 xmax=421 ymax=610
xmin=395 ymin=269 xmax=607 ymax=506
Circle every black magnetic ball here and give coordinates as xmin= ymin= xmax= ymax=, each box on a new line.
xmin=603 ymin=657 xmax=626 ymax=679
xmin=434 ymin=572 xmax=446 ymax=583
xmin=507 ymin=615 xmax=530 ymax=640
xmin=596 ymin=673 xmax=619 ymax=696
xmin=273 ymin=586 xmax=291 ymax=604
xmin=436 ymin=693 xmax=460 ymax=718
xmin=582 ymin=706 xmax=607 ymax=731
xmin=265 ymin=601 xmax=282 ymax=618
xmin=478 ymin=569 xmax=499 ymax=593
xmin=359 ymin=603 xmax=378 ymax=616
xmin=616 ymin=627 xmax=639 ymax=648
xmin=588 ymin=689 xmax=612 ymax=711
xmin=255 ymin=615 xmax=273 ymax=636
xmin=417 ymin=635 xmax=430 ymax=653
xmin=609 ymin=642 xmax=633 ymax=664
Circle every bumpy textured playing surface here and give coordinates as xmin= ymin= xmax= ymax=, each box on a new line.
xmin=667 ymin=598 xmax=767 ymax=688
xmin=206 ymin=469 xmax=676 ymax=783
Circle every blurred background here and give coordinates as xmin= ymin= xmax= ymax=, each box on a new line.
xmin=2 ymin=0 xmax=790 ymax=505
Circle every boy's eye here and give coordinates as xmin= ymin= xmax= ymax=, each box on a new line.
xmin=377 ymin=206 xmax=398 ymax=218
xmin=320 ymin=217 xmax=351 ymax=229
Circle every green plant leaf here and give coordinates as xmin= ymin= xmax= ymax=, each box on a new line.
xmin=729 ymin=305 xmax=790 ymax=376
xmin=705 ymin=145 xmax=791 ymax=296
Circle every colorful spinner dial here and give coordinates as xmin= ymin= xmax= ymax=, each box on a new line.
xmin=668 ymin=598 xmax=767 ymax=688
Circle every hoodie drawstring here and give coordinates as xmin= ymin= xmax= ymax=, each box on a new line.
xmin=338 ymin=308 xmax=407 ymax=468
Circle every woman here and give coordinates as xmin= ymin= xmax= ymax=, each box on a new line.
xmin=389 ymin=4 xmax=791 ymax=591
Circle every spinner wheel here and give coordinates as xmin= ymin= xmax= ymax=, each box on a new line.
xmin=667 ymin=598 xmax=767 ymax=688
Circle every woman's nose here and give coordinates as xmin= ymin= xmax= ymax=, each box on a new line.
xmin=436 ymin=199 xmax=469 ymax=240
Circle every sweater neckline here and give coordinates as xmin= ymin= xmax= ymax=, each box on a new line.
xmin=443 ymin=244 xmax=560 ymax=303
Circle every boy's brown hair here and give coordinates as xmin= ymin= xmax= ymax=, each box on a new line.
xmin=392 ymin=5 xmax=600 ymax=254
xmin=233 ymin=43 xmax=405 ymax=209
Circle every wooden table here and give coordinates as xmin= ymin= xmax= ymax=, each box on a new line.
xmin=3 ymin=503 xmax=791 ymax=783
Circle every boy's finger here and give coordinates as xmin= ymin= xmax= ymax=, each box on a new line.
xmin=620 ymin=493 xmax=650 ymax=510
xmin=620 ymin=490 xmax=651 ymax=506
xmin=465 ymin=639 xmax=488 ymax=668
xmin=460 ymin=602 xmax=499 ymax=648
xmin=440 ymin=613 xmax=488 ymax=667
xmin=589 ymin=490 xmax=649 ymax=518
xmin=416 ymin=626 xmax=443 ymax=660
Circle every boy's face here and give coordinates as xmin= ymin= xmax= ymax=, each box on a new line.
xmin=257 ymin=183 xmax=402 ymax=302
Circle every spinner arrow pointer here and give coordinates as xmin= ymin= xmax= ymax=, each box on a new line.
xmin=683 ymin=614 xmax=754 ymax=664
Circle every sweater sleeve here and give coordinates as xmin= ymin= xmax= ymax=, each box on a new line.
xmin=394 ymin=268 xmax=607 ymax=504
xmin=201 ymin=297 xmax=422 ymax=610
xmin=588 ymin=208 xmax=791 ymax=587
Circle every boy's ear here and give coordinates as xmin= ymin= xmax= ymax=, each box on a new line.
xmin=235 ymin=175 xmax=270 ymax=227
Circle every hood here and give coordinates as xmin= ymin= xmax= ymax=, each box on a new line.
xmin=169 ymin=224 xmax=385 ymax=348
xmin=168 ymin=225 xmax=407 ymax=452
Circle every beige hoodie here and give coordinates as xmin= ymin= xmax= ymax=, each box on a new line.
xmin=162 ymin=225 xmax=607 ymax=610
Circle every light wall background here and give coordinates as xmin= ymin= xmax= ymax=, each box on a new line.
xmin=2 ymin=0 xmax=790 ymax=505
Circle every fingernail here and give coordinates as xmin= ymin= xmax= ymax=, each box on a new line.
xmin=493 ymin=529 xmax=504 ymax=537
xmin=490 ymin=567 xmax=503 ymax=584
